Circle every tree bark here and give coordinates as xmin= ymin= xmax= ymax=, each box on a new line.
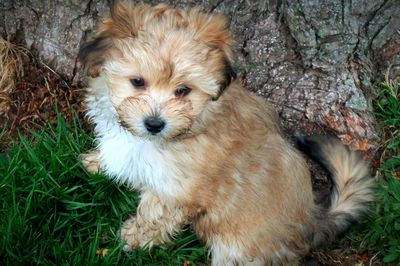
xmin=1 ymin=0 xmax=399 ymax=152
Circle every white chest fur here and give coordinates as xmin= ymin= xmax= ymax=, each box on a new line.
xmin=98 ymin=128 xmax=183 ymax=196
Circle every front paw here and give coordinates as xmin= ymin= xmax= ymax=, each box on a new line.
xmin=80 ymin=150 xmax=101 ymax=174
xmin=121 ymin=216 xmax=160 ymax=252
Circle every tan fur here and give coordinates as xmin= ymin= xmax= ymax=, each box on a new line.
xmin=121 ymin=190 xmax=193 ymax=250
xmin=80 ymin=2 xmax=375 ymax=265
xmin=80 ymin=150 xmax=101 ymax=173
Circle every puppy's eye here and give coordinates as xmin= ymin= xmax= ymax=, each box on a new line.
xmin=175 ymin=86 xmax=191 ymax=97
xmin=130 ymin=77 xmax=145 ymax=88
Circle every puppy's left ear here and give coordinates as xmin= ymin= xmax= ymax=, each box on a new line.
xmin=191 ymin=11 xmax=237 ymax=101
xmin=212 ymin=58 xmax=237 ymax=101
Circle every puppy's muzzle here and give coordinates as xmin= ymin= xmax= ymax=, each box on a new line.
xmin=144 ymin=116 xmax=166 ymax=135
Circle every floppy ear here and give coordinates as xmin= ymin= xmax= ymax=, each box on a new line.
xmin=78 ymin=1 xmax=147 ymax=77
xmin=190 ymin=11 xmax=237 ymax=101
xmin=191 ymin=12 xmax=234 ymax=61
xmin=212 ymin=58 xmax=237 ymax=101
xmin=78 ymin=36 xmax=114 ymax=77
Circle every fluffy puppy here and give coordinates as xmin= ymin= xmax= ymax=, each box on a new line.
xmin=79 ymin=2 xmax=375 ymax=265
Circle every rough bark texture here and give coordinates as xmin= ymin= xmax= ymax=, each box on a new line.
xmin=1 ymin=0 xmax=399 ymax=152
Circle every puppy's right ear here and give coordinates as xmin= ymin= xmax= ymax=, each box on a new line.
xmin=78 ymin=1 xmax=145 ymax=77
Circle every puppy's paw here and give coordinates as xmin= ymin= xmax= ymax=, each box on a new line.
xmin=80 ymin=150 xmax=101 ymax=174
xmin=121 ymin=216 xmax=160 ymax=252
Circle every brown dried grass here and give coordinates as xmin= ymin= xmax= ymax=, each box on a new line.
xmin=0 ymin=37 xmax=27 ymax=114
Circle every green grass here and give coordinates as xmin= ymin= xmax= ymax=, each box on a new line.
xmin=348 ymin=82 xmax=400 ymax=264
xmin=0 ymin=116 xmax=207 ymax=265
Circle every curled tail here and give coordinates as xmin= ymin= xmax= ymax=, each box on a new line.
xmin=297 ymin=135 xmax=375 ymax=245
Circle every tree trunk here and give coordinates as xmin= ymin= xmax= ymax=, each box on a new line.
xmin=1 ymin=0 xmax=399 ymax=152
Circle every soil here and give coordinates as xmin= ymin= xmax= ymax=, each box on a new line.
xmin=0 ymin=56 xmax=384 ymax=265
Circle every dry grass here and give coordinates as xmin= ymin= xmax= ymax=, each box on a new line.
xmin=0 ymin=37 xmax=27 ymax=114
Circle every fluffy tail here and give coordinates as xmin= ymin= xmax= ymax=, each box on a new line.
xmin=296 ymin=135 xmax=375 ymax=245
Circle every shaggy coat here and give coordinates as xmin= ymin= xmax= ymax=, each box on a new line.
xmin=80 ymin=2 xmax=375 ymax=265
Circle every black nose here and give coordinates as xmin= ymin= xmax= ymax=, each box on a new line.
xmin=144 ymin=117 xmax=166 ymax=134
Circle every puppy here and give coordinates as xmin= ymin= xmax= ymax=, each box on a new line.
xmin=79 ymin=2 xmax=375 ymax=265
